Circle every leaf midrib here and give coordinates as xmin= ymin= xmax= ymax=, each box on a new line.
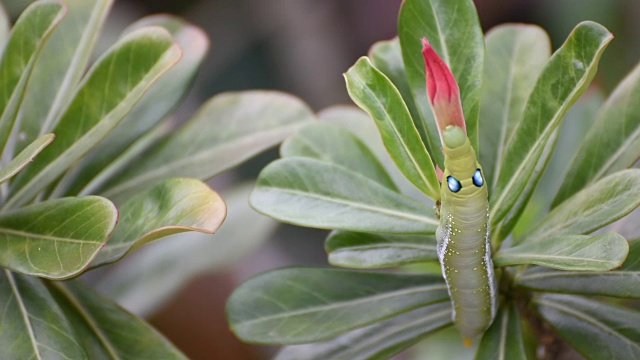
xmin=537 ymin=297 xmax=640 ymax=351
xmin=235 ymin=283 xmax=447 ymax=327
xmin=516 ymin=270 xmax=640 ymax=282
xmin=102 ymin=124 xmax=301 ymax=198
xmin=331 ymin=243 xmax=437 ymax=252
xmin=262 ymin=187 xmax=438 ymax=227
xmin=496 ymin=252 xmax=614 ymax=264
xmin=345 ymin=306 xmax=452 ymax=357
xmin=51 ymin=282 xmax=121 ymax=360
xmin=6 ymin=270 xmax=42 ymax=360
xmin=0 ymin=227 xmax=103 ymax=244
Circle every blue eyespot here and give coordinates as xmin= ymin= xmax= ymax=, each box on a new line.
xmin=472 ymin=169 xmax=484 ymax=187
xmin=447 ymin=176 xmax=461 ymax=193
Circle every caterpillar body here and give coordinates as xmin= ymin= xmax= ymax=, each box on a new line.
xmin=422 ymin=38 xmax=497 ymax=342
xmin=437 ymin=125 xmax=496 ymax=341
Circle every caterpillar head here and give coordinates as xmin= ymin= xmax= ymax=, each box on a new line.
xmin=443 ymin=125 xmax=485 ymax=196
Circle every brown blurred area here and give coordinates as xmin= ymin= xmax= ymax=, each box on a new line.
xmin=4 ymin=0 xmax=638 ymax=359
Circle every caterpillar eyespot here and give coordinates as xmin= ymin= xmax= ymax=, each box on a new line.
xmin=447 ymin=176 xmax=462 ymax=192
xmin=472 ymin=169 xmax=484 ymax=187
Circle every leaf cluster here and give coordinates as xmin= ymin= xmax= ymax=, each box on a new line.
xmin=0 ymin=0 xmax=312 ymax=358
xmin=227 ymin=0 xmax=640 ymax=358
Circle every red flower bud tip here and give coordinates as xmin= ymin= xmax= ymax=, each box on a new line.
xmin=421 ymin=37 xmax=466 ymax=144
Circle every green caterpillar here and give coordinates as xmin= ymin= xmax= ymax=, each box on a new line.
xmin=422 ymin=38 xmax=497 ymax=342
xmin=437 ymin=125 xmax=496 ymax=341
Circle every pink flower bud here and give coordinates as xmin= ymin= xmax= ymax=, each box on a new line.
xmin=421 ymin=38 xmax=466 ymax=145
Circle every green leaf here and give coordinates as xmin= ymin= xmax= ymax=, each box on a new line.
xmin=281 ymin=122 xmax=397 ymax=190
xmin=516 ymin=268 xmax=640 ymax=299
xmin=66 ymin=14 xmax=209 ymax=196
xmin=524 ymin=169 xmax=640 ymax=243
xmin=398 ymin=0 xmax=484 ymax=153
xmin=514 ymin=239 xmax=640 ymax=298
xmin=479 ymin=24 xmax=550 ymax=187
xmin=16 ymin=0 xmax=112 ymax=154
xmin=275 ymin=302 xmax=452 ymax=360
xmin=7 ymin=26 xmax=181 ymax=208
xmin=326 ymin=231 xmax=437 ymax=269
xmin=535 ymin=294 xmax=640 ymax=359
xmin=0 ymin=133 xmax=53 ymax=184
xmin=475 ymin=303 xmax=527 ymax=360
xmin=319 ymin=106 xmax=430 ymax=202
xmin=369 ymin=37 xmax=430 ymax=160
xmin=49 ymin=280 xmax=187 ymax=359
xmin=513 ymin=90 xmax=605 ymax=238
xmin=95 ymin=182 xmax=276 ymax=316
xmin=492 ymin=130 xmax=558 ymax=244
xmin=226 ymin=267 xmax=448 ymax=344
xmin=345 ymin=57 xmax=439 ymax=200
xmin=553 ymin=61 xmax=640 ymax=207
xmin=0 ymin=196 xmax=117 ymax=279
xmin=494 ymin=233 xmax=628 ymax=271
xmin=91 ymin=178 xmax=226 ymax=267
xmin=0 ymin=270 xmax=87 ymax=359
xmin=0 ymin=1 xmax=64 ymax=157
xmin=101 ymin=91 xmax=313 ymax=200
xmin=251 ymin=157 xmax=438 ymax=234
xmin=491 ymin=22 xmax=613 ymax=226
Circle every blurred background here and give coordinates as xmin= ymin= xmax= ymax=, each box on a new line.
xmin=3 ymin=0 xmax=640 ymax=359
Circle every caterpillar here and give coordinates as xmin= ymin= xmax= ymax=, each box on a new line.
xmin=422 ymin=38 xmax=497 ymax=343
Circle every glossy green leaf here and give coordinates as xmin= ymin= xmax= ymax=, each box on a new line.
xmin=514 ymin=90 xmax=605 ymax=239
xmin=7 ymin=26 xmax=182 ymax=208
xmin=0 ymin=270 xmax=87 ymax=359
xmin=67 ymin=15 xmax=209 ymax=196
xmin=524 ymin=169 xmax=640 ymax=243
xmin=95 ymin=183 xmax=276 ymax=317
xmin=0 ymin=1 xmax=64 ymax=156
xmin=398 ymin=0 xmax=484 ymax=153
xmin=16 ymin=0 xmax=112 ymax=154
xmin=91 ymin=178 xmax=226 ymax=267
xmin=251 ymin=157 xmax=438 ymax=234
xmin=319 ymin=106 xmax=430 ymax=202
xmin=226 ymin=267 xmax=448 ymax=344
xmin=345 ymin=57 xmax=439 ymax=200
xmin=326 ymin=231 xmax=437 ymax=269
xmin=491 ymin=22 xmax=613 ymax=226
xmin=101 ymin=91 xmax=313 ymax=201
xmin=535 ymin=294 xmax=640 ymax=359
xmin=49 ymin=280 xmax=187 ymax=359
xmin=0 ymin=134 xmax=53 ymax=184
xmin=369 ymin=37 xmax=431 ymax=159
xmin=516 ymin=268 xmax=640 ymax=299
xmin=281 ymin=122 xmax=397 ymax=190
xmin=66 ymin=120 xmax=172 ymax=200
xmin=0 ymin=196 xmax=117 ymax=279
xmin=479 ymin=24 xmax=550 ymax=186
xmin=553 ymin=61 xmax=640 ymax=207
xmin=275 ymin=302 xmax=452 ymax=360
xmin=494 ymin=233 xmax=628 ymax=271
xmin=515 ymin=239 xmax=640 ymax=298
xmin=475 ymin=303 xmax=527 ymax=360
xmin=491 ymin=130 xmax=558 ymax=244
